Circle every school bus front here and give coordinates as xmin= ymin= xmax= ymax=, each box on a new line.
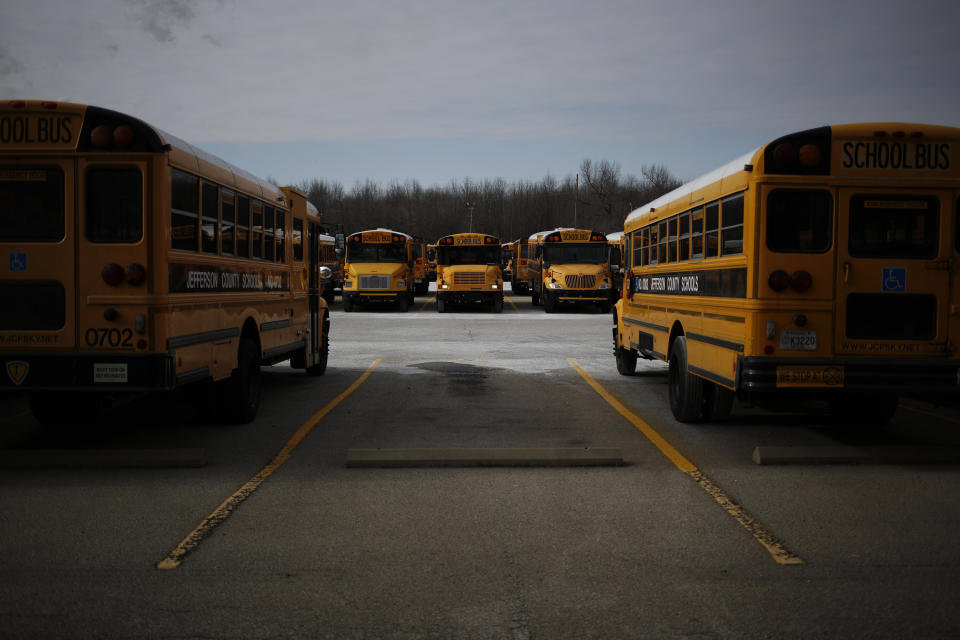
xmin=531 ymin=229 xmax=613 ymax=313
xmin=342 ymin=229 xmax=415 ymax=312
xmin=435 ymin=233 xmax=503 ymax=312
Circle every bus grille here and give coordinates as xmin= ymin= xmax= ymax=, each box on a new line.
xmin=846 ymin=294 xmax=936 ymax=340
xmin=565 ymin=274 xmax=597 ymax=289
xmin=454 ymin=272 xmax=484 ymax=285
xmin=358 ymin=275 xmax=390 ymax=289
xmin=0 ymin=282 xmax=66 ymax=330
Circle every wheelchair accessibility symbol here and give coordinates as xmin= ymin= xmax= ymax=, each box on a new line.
xmin=882 ymin=267 xmax=906 ymax=292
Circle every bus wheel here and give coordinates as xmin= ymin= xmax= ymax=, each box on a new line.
xmin=307 ymin=314 xmax=329 ymax=377
xmin=599 ymin=301 xmax=611 ymax=314
xmin=702 ymin=382 xmax=735 ymax=422
xmin=615 ymin=346 xmax=637 ymax=376
xmin=544 ymin=294 xmax=556 ymax=313
xmin=531 ymin=289 xmax=540 ymax=306
xmin=343 ymin=296 xmax=354 ymax=312
xmin=398 ymin=295 xmax=410 ymax=312
xmin=225 ymin=339 xmax=261 ymax=424
xmin=668 ymin=337 xmax=703 ymax=423
xmin=492 ymin=296 xmax=503 ymax=313
xmin=828 ymin=393 xmax=899 ymax=427
xmin=437 ymin=297 xmax=446 ymax=313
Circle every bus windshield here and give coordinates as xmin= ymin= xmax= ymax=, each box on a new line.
xmin=347 ymin=244 xmax=408 ymax=262
xmin=438 ymin=246 xmax=500 ymax=266
xmin=543 ymin=243 xmax=607 ymax=265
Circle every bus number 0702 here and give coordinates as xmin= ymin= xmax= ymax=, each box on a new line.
xmin=85 ymin=327 xmax=134 ymax=348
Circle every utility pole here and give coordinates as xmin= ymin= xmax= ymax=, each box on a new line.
xmin=466 ymin=201 xmax=476 ymax=233
xmin=574 ymin=173 xmax=578 ymax=228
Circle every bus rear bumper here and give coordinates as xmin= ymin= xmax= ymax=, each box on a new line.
xmin=0 ymin=353 xmax=177 ymax=392
xmin=738 ymin=356 xmax=960 ymax=394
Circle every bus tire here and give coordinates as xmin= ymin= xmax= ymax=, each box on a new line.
xmin=225 ymin=339 xmax=261 ymax=424
xmin=615 ymin=346 xmax=637 ymax=376
xmin=343 ymin=296 xmax=354 ymax=312
xmin=599 ymin=301 xmax=611 ymax=314
xmin=668 ymin=337 xmax=703 ymax=423
xmin=437 ymin=297 xmax=446 ymax=313
xmin=531 ymin=289 xmax=540 ymax=306
xmin=544 ymin=293 xmax=556 ymax=313
xmin=702 ymin=382 xmax=735 ymax=422
xmin=398 ymin=295 xmax=409 ymax=312
xmin=307 ymin=314 xmax=329 ymax=377
xmin=492 ymin=296 xmax=503 ymax=313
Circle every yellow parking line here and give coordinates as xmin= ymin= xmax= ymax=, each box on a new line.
xmin=156 ymin=359 xmax=382 ymax=570
xmin=899 ymin=403 xmax=960 ymax=425
xmin=504 ymin=296 xmax=520 ymax=312
xmin=568 ymin=358 xmax=803 ymax=566
xmin=0 ymin=410 xmax=30 ymax=424
xmin=417 ymin=296 xmax=436 ymax=313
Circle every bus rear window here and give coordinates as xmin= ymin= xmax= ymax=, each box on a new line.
xmin=0 ymin=166 xmax=64 ymax=242
xmin=86 ymin=167 xmax=142 ymax=243
xmin=767 ymin=189 xmax=833 ymax=253
xmin=849 ymin=195 xmax=939 ymax=258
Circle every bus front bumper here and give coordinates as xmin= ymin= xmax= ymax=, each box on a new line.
xmin=738 ymin=356 xmax=960 ymax=394
xmin=552 ymin=289 xmax=610 ymax=303
xmin=0 ymin=353 xmax=177 ymax=392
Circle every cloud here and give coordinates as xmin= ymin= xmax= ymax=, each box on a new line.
xmin=132 ymin=0 xmax=196 ymax=43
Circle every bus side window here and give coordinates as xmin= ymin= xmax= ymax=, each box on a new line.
xmin=252 ymin=201 xmax=264 ymax=259
xmin=668 ymin=216 xmax=678 ymax=262
xmin=657 ymin=221 xmax=667 ymax=265
xmin=691 ymin=207 xmax=704 ymax=259
xmin=705 ymin=201 xmax=719 ymax=258
xmin=293 ymin=216 xmax=303 ymax=261
xmin=237 ymin=195 xmax=250 ymax=258
xmin=721 ymin=193 xmax=744 ymax=256
xmin=276 ymin=210 xmax=286 ymax=262
xmin=221 ymin=188 xmax=235 ymax=256
xmin=201 ymin=181 xmax=219 ymax=254
xmin=86 ymin=166 xmax=142 ymax=243
xmin=171 ymin=169 xmax=198 ymax=251
xmin=678 ymin=212 xmax=690 ymax=261
xmin=264 ymin=206 xmax=275 ymax=261
xmin=648 ymin=225 xmax=659 ymax=265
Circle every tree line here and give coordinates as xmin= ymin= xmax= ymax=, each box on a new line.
xmin=294 ymin=159 xmax=683 ymax=242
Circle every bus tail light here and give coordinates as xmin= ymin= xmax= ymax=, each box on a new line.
xmin=790 ymin=270 xmax=813 ymax=293
xmin=102 ymin=263 xmax=125 ymax=286
xmin=113 ymin=125 xmax=135 ymax=148
xmin=768 ymin=270 xmax=790 ymax=292
xmin=125 ymin=263 xmax=146 ymax=286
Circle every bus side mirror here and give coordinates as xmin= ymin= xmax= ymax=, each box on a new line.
xmin=319 ymin=266 xmax=333 ymax=281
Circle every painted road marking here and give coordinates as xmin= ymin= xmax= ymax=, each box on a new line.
xmin=568 ymin=358 xmax=803 ymax=566
xmin=156 ymin=359 xmax=382 ymax=570
xmin=0 ymin=410 xmax=29 ymax=425
xmin=417 ymin=296 xmax=436 ymax=313
xmin=899 ymin=403 xmax=960 ymax=426
xmin=504 ymin=296 xmax=521 ymax=312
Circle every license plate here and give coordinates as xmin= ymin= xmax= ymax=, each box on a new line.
xmin=776 ymin=365 xmax=844 ymax=388
xmin=779 ymin=330 xmax=817 ymax=350
xmin=94 ymin=363 xmax=128 ymax=383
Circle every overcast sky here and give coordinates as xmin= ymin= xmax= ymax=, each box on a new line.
xmin=2 ymin=0 xmax=959 ymax=187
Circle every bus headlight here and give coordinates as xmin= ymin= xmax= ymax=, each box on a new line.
xmin=396 ymin=280 xmax=406 ymax=289
xmin=344 ymin=281 xmax=353 ymax=288
xmin=598 ymin=282 xmax=611 ymax=290
xmin=490 ymin=283 xmax=500 ymax=290
xmin=547 ymin=282 xmax=563 ymax=289
xmin=440 ymin=283 xmax=451 ymax=290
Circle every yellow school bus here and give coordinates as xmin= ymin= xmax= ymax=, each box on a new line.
xmin=411 ymin=236 xmax=429 ymax=295
xmin=527 ymin=228 xmax=613 ymax=313
xmin=435 ymin=233 xmax=503 ymax=312
xmin=425 ymin=243 xmax=438 ymax=283
xmin=510 ymin=239 xmax=533 ymax=295
xmin=501 ymin=242 xmax=515 ymax=283
xmin=607 ymin=231 xmax=625 ymax=304
xmin=342 ymin=228 xmax=415 ymax=312
xmin=0 ymin=100 xmax=330 ymax=424
xmin=614 ymin=122 xmax=960 ymax=424
xmin=315 ymin=225 xmax=340 ymax=305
